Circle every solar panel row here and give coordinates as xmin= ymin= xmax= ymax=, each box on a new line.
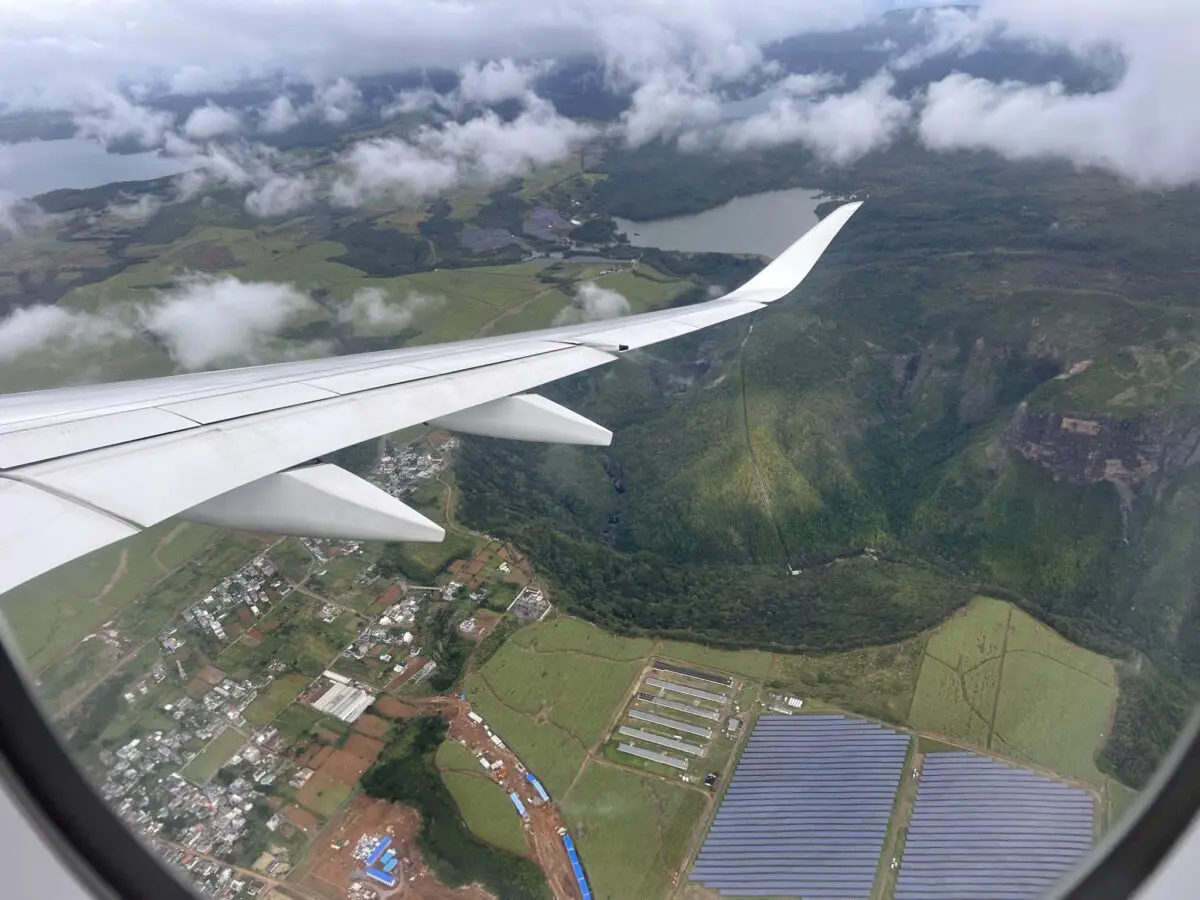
xmin=692 ymin=715 xmax=908 ymax=899
xmin=894 ymin=752 xmax=1094 ymax=900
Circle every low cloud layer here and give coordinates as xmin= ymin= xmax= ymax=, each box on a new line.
xmin=720 ymin=71 xmax=910 ymax=164
xmin=0 ymin=274 xmax=327 ymax=370
xmin=331 ymin=95 xmax=593 ymax=205
xmin=336 ymin=287 xmax=441 ymax=332
xmin=552 ymin=281 xmax=632 ymax=326
xmin=0 ymin=304 xmax=133 ymax=362
xmin=182 ymin=103 xmax=242 ymax=140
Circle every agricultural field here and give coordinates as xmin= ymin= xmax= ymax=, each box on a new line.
xmin=655 ymin=641 xmax=773 ymax=680
xmin=907 ymin=597 xmax=1119 ymax=788
xmin=2 ymin=519 xmax=218 ymax=672
xmin=468 ymin=621 xmax=646 ymax=747
xmin=769 ymin=637 xmax=926 ymax=726
xmin=182 ymin=727 xmax=247 ymax=783
xmin=296 ymin=773 xmax=356 ymax=819
xmin=561 ymin=762 xmax=706 ymax=900
xmin=242 ymin=674 xmax=309 ymax=727
xmin=441 ymin=771 xmax=531 ymax=857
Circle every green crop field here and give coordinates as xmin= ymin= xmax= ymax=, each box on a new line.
xmin=243 ymin=674 xmax=309 ymax=727
xmin=561 ymin=762 xmax=706 ymax=900
xmin=471 ymin=627 xmax=644 ymax=746
xmin=435 ymin=739 xmax=484 ymax=775
xmin=507 ymin=618 xmax=652 ymax=661
xmin=182 ymin=727 xmax=247 ymax=783
xmin=656 ymin=641 xmax=773 ymax=680
xmin=2 ymin=520 xmax=206 ymax=670
xmin=907 ymin=597 xmax=1119 ymax=787
xmin=442 ymin=771 xmax=530 ymax=857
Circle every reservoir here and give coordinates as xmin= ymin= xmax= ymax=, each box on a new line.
xmin=0 ymin=138 xmax=191 ymax=198
xmin=612 ymin=186 xmax=824 ymax=258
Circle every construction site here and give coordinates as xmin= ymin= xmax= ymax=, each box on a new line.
xmin=292 ymin=693 xmax=590 ymax=900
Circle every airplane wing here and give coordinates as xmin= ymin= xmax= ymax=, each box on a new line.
xmin=0 ymin=201 xmax=862 ymax=598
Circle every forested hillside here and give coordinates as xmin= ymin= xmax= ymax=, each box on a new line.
xmin=457 ymin=142 xmax=1200 ymax=788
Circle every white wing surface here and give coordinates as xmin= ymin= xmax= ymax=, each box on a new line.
xmin=0 ymin=201 xmax=862 ymax=597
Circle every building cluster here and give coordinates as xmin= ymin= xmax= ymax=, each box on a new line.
xmin=179 ymin=556 xmax=285 ymax=645
xmin=370 ymin=439 xmax=457 ymax=499
xmin=154 ymin=845 xmax=267 ymax=898
xmin=94 ymin=674 xmax=291 ymax=876
xmin=341 ymin=593 xmax=423 ymax=677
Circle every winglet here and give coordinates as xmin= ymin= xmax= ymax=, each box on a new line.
xmin=722 ymin=200 xmax=863 ymax=305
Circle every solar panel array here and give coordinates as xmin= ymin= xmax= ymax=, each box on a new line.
xmin=691 ymin=714 xmax=909 ymax=899
xmin=895 ymin=752 xmax=1094 ymax=900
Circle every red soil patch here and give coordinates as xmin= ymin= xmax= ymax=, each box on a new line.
xmin=373 ymin=696 xmax=418 ymax=719
xmin=295 ymin=796 xmax=493 ymax=900
xmin=197 ymin=665 xmax=225 ymax=686
xmin=318 ymin=748 xmax=371 ymax=784
xmin=377 ymin=584 xmax=403 ymax=606
xmin=283 ymin=804 xmax=321 ymax=833
xmin=343 ymin=733 xmax=385 ymax=764
xmin=354 ymin=714 xmax=391 ymax=739
xmin=177 ymin=241 xmax=237 ymax=271
xmin=310 ymin=745 xmax=336 ymax=770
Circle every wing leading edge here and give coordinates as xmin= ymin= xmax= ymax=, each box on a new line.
xmin=0 ymin=201 xmax=862 ymax=597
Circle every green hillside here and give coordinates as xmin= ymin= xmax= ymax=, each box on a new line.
xmin=456 ymin=145 xmax=1200 ymax=790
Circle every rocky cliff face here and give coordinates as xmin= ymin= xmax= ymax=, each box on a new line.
xmin=1004 ymin=403 xmax=1200 ymax=508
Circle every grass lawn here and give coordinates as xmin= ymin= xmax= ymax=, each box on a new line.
xmin=656 ymin=642 xmax=773 ymax=680
xmin=769 ymin=638 xmax=926 ymax=726
xmin=442 ymin=771 xmax=530 ymax=857
xmin=243 ymin=674 xmax=309 ymax=727
xmin=435 ymin=739 xmax=484 ymax=775
xmin=561 ymin=761 xmax=706 ymax=900
xmin=182 ymin=728 xmax=247 ymax=783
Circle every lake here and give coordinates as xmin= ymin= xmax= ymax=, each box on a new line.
xmin=612 ymin=187 xmax=825 ymax=258
xmin=0 ymin=138 xmax=191 ymax=198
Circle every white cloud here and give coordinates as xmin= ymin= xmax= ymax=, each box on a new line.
xmin=892 ymin=7 xmax=1000 ymax=71
xmin=0 ymin=274 xmax=326 ymax=369
xmin=722 ymin=72 xmax=911 ymax=164
xmin=380 ymin=88 xmax=443 ymax=120
xmin=458 ymin=58 xmax=547 ymax=106
xmin=72 ymin=89 xmax=176 ymax=149
xmin=0 ymin=1 xmax=873 ymax=103
xmin=0 ymin=305 xmax=133 ymax=362
xmin=330 ymin=139 xmax=460 ymax=206
xmin=553 ymin=281 xmax=631 ymax=325
xmin=336 ymin=287 xmax=440 ymax=331
xmin=620 ymin=69 xmax=724 ymax=148
xmin=778 ymin=71 xmax=844 ymax=97
xmin=333 ymin=96 xmax=593 ymax=206
xmin=912 ymin=1 xmax=1200 ymax=187
xmin=107 ymin=195 xmax=163 ymax=221
xmin=182 ymin=103 xmax=242 ymax=140
xmin=0 ymin=192 xmax=52 ymax=239
xmin=172 ymin=141 xmax=314 ymax=217
xmin=138 ymin=274 xmax=319 ymax=369
xmin=309 ymin=77 xmax=362 ymax=125
xmin=260 ymin=95 xmax=302 ymax=133
xmin=244 ymin=173 xmax=316 ymax=217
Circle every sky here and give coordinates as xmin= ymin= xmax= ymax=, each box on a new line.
xmin=1 ymin=0 xmax=1199 ymax=370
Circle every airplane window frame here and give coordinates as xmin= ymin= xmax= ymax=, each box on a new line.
xmin=1 ymin=610 xmax=1198 ymax=900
